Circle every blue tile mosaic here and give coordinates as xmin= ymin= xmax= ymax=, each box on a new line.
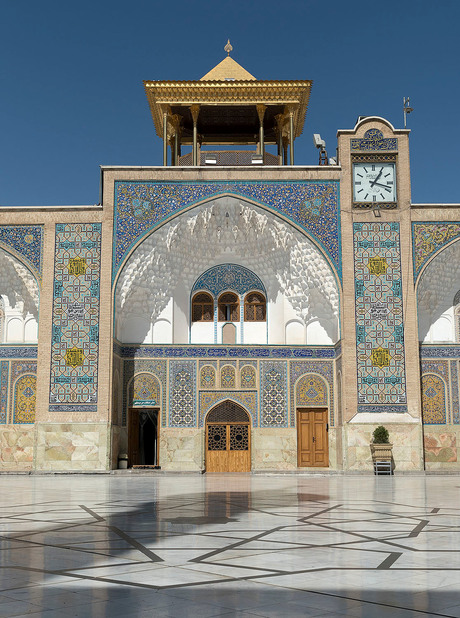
xmin=353 ymin=222 xmax=407 ymax=412
xmin=192 ymin=264 xmax=266 ymax=297
xmin=420 ymin=345 xmax=460 ymax=358
xmin=122 ymin=360 xmax=167 ymax=426
xmin=0 ymin=361 xmax=8 ymax=424
xmin=413 ymin=222 xmax=460 ymax=280
xmin=49 ymin=224 xmax=101 ymax=407
xmin=260 ymin=361 xmax=288 ymax=427
xmin=113 ymin=181 xmax=341 ymax=282
xmin=0 ymin=346 xmax=38 ymax=359
xmin=351 ymin=129 xmax=398 ymax=152
xmin=116 ymin=344 xmax=337 ymax=360
xmin=0 ymin=225 xmax=43 ymax=281
xmin=169 ymin=360 xmax=196 ymax=427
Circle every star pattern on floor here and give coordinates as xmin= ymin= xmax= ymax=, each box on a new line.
xmin=1 ymin=475 xmax=460 ymax=617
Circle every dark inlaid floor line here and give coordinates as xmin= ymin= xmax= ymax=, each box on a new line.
xmin=377 ymin=551 xmax=403 ymax=569
xmin=79 ymin=504 xmax=105 ymax=522
xmin=108 ymin=526 xmax=164 ymax=562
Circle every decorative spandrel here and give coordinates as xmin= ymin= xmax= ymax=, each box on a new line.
xmin=113 ymin=181 xmax=341 ymax=282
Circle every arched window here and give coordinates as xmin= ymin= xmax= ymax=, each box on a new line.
xmin=244 ymin=292 xmax=266 ymax=321
xmin=218 ymin=293 xmax=239 ymax=322
xmin=192 ymin=293 xmax=214 ymax=322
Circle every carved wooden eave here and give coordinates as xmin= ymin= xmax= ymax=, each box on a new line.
xmin=144 ymin=79 xmax=312 ymax=142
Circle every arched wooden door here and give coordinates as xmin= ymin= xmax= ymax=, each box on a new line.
xmin=206 ymin=401 xmax=251 ymax=472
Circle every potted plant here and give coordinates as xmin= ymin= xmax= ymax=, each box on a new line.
xmin=370 ymin=425 xmax=393 ymax=461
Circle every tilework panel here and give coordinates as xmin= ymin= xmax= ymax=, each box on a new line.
xmin=200 ymin=365 xmax=216 ymax=389
xmin=10 ymin=361 xmax=37 ymax=424
xmin=199 ymin=360 xmax=218 ymax=369
xmin=260 ymin=361 xmax=288 ymax=427
xmin=130 ymin=373 xmax=161 ymax=407
xmin=220 ymin=365 xmax=236 ymax=388
xmin=199 ymin=391 xmax=257 ymax=427
xmin=240 ymin=365 xmax=256 ymax=389
xmin=353 ymin=222 xmax=407 ymax=413
xmin=0 ymin=347 xmax=38 ymax=359
xmin=420 ymin=345 xmax=460 ymax=358
xmin=13 ymin=374 xmax=36 ymax=424
xmin=192 ymin=264 xmax=265 ymax=297
xmin=451 ymin=360 xmax=459 ymax=424
xmin=0 ymin=225 xmax=44 ymax=281
xmin=350 ymin=129 xmax=398 ymax=152
xmin=117 ymin=344 xmax=336 ymax=360
xmin=113 ymin=181 xmax=341 ymax=281
xmin=169 ymin=360 xmax=196 ymax=427
xmin=420 ymin=358 xmax=450 ymax=413
xmin=50 ymin=224 xmax=101 ymax=409
xmin=122 ymin=359 xmax=167 ymax=426
xmin=412 ymin=222 xmax=460 ymax=279
xmin=421 ymin=374 xmax=447 ymax=424
xmin=289 ymin=361 xmax=334 ymax=426
xmin=296 ymin=374 xmax=328 ymax=406
xmin=0 ymin=361 xmax=8 ymax=424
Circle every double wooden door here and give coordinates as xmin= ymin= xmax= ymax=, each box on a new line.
xmin=206 ymin=423 xmax=251 ymax=472
xmin=297 ymin=408 xmax=329 ymax=467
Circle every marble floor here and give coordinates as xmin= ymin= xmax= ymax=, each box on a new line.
xmin=0 ymin=475 xmax=460 ymax=617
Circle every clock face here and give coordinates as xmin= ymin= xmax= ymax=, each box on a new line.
xmin=353 ymin=163 xmax=396 ymax=202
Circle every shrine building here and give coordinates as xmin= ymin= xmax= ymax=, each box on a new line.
xmin=0 ymin=49 xmax=459 ymax=473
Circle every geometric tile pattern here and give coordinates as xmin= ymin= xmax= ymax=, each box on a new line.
xmin=2 ymin=475 xmax=460 ymax=617
xmin=169 ymin=360 xmax=196 ymax=427
xmin=199 ymin=391 xmax=257 ymax=427
xmin=192 ymin=263 xmax=265 ymax=297
xmin=421 ymin=374 xmax=447 ymax=424
xmin=113 ymin=181 xmax=341 ymax=281
xmin=353 ymin=222 xmax=407 ymax=412
xmin=351 ymin=129 xmax=398 ymax=152
xmin=260 ymin=361 xmax=288 ymax=427
xmin=0 ymin=225 xmax=44 ymax=281
xmin=412 ymin=221 xmax=460 ymax=279
xmin=49 ymin=224 xmax=102 ymax=410
xmin=289 ymin=361 xmax=334 ymax=426
xmin=296 ymin=374 xmax=328 ymax=406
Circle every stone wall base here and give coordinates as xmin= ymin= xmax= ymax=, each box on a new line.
xmin=0 ymin=425 xmax=35 ymax=471
xmin=35 ymin=423 xmax=111 ymax=471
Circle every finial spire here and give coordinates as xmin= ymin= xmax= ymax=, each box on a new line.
xmin=224 ymin=39 xmax=233 ymax=56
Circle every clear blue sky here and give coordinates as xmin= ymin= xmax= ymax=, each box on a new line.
xmin=1 ymin=0 xmax=459 ymax=206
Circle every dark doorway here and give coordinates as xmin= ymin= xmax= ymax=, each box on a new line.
xmin=128 ymin=408 xmax=159 ymax=467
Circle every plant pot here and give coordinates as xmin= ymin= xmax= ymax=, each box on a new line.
xmin=370 ymin=443 xmax=393 ymax=461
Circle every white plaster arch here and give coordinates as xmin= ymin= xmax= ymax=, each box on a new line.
xmin=417 ymin=239 xmax=460 ymax=342
xmin=115 ymin=196 xmax=340 ymax=345
xmin=0 ymin=248 xmax=39 ymax=318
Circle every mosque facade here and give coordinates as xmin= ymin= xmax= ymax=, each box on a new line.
xmin=1 ymin=54 xmax=459 ymax=473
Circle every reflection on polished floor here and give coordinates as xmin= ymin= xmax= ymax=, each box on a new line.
xmin=1 ymin=475 xmax=460 ymax=617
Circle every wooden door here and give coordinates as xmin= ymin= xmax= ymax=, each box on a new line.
xmin=297 ymin=408 xmax=329 ymax=467
xmin=206 ymin=423 xmax=250 ymax=472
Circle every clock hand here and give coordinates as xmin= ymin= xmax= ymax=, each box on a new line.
xmin=370 ymin=168 xmax=384 ymax=187
xmin=372 ymin=182 xmax=392 ymax=190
